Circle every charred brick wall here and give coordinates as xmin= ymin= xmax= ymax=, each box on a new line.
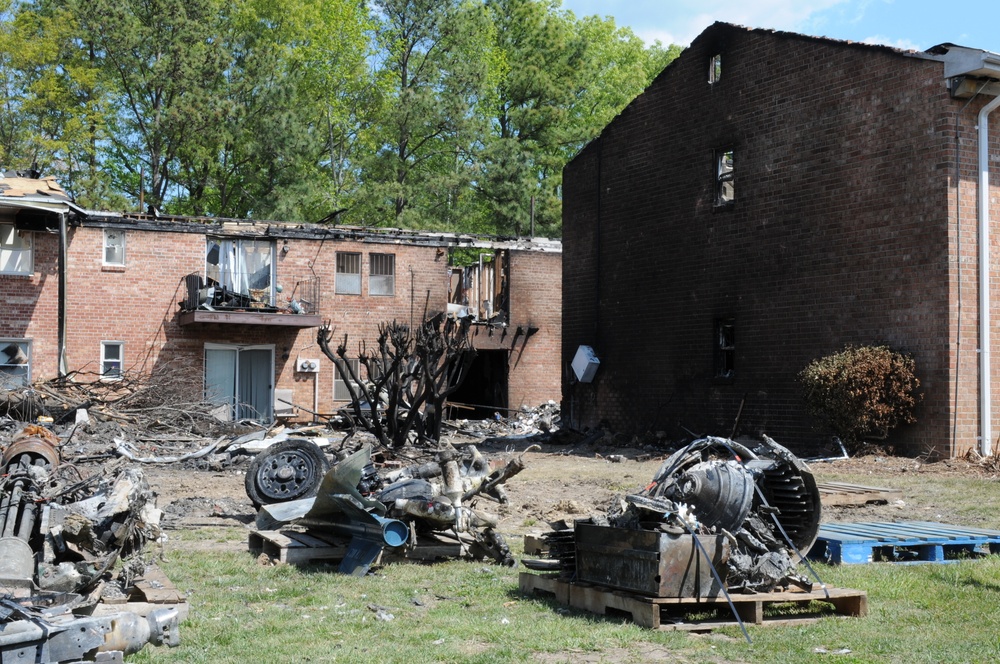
xmin=563 ymin=23 xmax=983 ymax=457
xmin=506 ymin=250 xmax=562 ymax=408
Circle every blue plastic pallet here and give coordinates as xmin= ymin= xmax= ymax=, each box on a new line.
xmin=808 ymin=521 xmax=1000 ymax=565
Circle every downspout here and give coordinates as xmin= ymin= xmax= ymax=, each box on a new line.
xmin=978 ymin=95 xmax=1000 ymax=456
xmin=58 ymin=212 xmax=68 ymax=377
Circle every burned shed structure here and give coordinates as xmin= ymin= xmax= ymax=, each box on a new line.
xmin=562 ymin=22 xmax=1000 ymax=458
xmin=0 ymin=175 xmax=561 ymax=424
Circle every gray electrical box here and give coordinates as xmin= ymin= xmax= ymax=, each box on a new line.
xmin=571 ymin=345 xmax=600 ymax=383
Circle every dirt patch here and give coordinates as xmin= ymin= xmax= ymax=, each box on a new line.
xmin=127 ymin=434 xmax=1000 ymax=553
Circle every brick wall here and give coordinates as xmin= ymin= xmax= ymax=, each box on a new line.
xmin=563 ymin=24 xmax=983 ymax=457
xmin=506 ymin=250 xmax=562 ymax=408
xmin=4 ymin=220 xmax=560 ymax=423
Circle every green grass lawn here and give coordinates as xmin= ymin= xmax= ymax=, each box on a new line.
xmin=130 ymin=508 xmax=1000 ymax=664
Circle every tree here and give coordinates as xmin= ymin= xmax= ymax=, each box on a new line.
xmin=0 ymin=0 xmax=119 ymax=206
xmin=170 ymin=0 xmax=374 ymax=221
xmin=318 ymin=315 xmax=476 ymax=448
xmin=71 ymin=0 xmax=230 ymax=210
xmin=355 ymin=0 xmax=492 ymax=229
xmin=478 ymin=0 xmax=681 ymax=237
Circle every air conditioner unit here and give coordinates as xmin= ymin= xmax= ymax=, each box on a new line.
xmin=296 ymin=357 xmax=320 ymax=373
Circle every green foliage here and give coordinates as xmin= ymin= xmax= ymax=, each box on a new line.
xmin=0 ymin=0 xmax=681 ymax=233
xmin=798 ymin=345 xmax=922 ymax=450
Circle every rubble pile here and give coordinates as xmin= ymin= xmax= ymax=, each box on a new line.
xmin=250 ymin=439 xmax=533 ymax=572
xmin=605 ymin=435 xmax=822 ymax=592
xmin=449 ymin=400 xmax=561 ymax=439
xmin=0 ymin=424 xmax=180 ymax=662
xmin=0 ymin=366 xmax=245 ymax=443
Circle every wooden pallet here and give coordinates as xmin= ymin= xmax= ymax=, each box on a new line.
xmin=519 ymin=572 xmax=867 ymax=631
xmin=92 ymin=564 xmax=189 ymax=621
xmin=249 ymin=529 xmax=477 ymax=565
xmin=810 ymin=521 xmax=1000 ymax=564
xmin=249 ymin=529 xmax=350 ymax=565
xmin=817 ymin=482 xmax=902 ymax=507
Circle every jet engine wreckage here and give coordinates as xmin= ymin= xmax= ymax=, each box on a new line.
xmin=247 ymin=439 xmax=532 ymax=574
xmin=0 ymin=425 xmax=180 ymax=662
xmin=530 ymin=436 xmax=824 ymax=612
xmin=612 ymin=435 xmax=823 ymax=592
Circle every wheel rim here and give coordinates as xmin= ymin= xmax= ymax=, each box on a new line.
xmin=254 ymin=447 xmax=323 ymax=502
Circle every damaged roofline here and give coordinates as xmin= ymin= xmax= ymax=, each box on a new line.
xmin=73 ymin=209 xmax=561 ymax=252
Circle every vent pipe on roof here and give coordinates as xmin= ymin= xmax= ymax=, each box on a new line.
xmin=978 ymin=95 xmax=1000 ymax=456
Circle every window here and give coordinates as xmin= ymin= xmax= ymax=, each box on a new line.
xmin=101 ymin=341 xmax=123 ymax=380
xmin=205 ymin=238 xmax=274 ymax=308
xmin=715 ymin=149 xmax=735 ymax=206
xmin=0 ymin=223 xmax=32 ymax=275
xmin=369 ymin=253 xmax=395 ymax=296
xmin=333 ymin=358 xmax=360 ymax=401
xmin=709 ymin=53 xmax=722 ymax=84
xmin=0 ymin=340 xmax=30 ymax=388
xmin=103 ymin=228 xmax=126 ymax=266
xmin=714 ymin=319 xmax=735 ymax=379
xmin=336 ymin=252 xmax=361 ymax=295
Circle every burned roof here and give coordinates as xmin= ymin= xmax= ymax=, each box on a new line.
xmin=0 ymin=174 xmax=71 ymax=202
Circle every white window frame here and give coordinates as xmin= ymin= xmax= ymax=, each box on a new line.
xmin=103 ymin=228 xmax=126 ymax=266
xmin=335 ymin=252 xmax=362 ymax=295
xmin=369 ymin=253 xmax=395 ymax=296
xmin=0 ymin=223 xmax=33 ymax=275
xmin=0 ymin=339 xmax=31 ymax=388
xmin=333 ymin=358 xmax=360 ymax=401
xmin=101 ymin=341 xmax=124 ymax=380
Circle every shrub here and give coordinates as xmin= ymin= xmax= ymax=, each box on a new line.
xmin=798 ymin=345 xmax=921 ymax=451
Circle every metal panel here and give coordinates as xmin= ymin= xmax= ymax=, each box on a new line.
xmin=575 ymin=524 xmax=729 ymax=598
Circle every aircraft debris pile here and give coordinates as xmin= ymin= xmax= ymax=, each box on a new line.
xmin=527 ymin=436 xmax=822 ymax=595
xmin=250 ymin=440 xmax=532 ymax=574
xmin=0 ymin=424 xmax=180 ymax=662
xmin=606 ymin=436 xmax=822 ymax=592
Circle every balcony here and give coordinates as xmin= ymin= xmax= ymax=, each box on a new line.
xmin=178 ymin=273 xmax=322 ymax=328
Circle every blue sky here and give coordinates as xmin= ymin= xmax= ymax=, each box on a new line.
xmin=559 ymin=0 xmax=1000 ymax=53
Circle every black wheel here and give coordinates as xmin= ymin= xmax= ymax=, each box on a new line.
xmin=245 ymin=439 xmax=331 ymax=508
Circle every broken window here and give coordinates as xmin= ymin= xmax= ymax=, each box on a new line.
xmin=715 ymin=319 xmax=735 ymax=379
xmin=101 ymin=341 xmax=123 ymax=380
xmin=715 ymin=149 xmax=735 ymax=206
xmin=0 ymin=340 xmax=30 ymax=388
xmin=333 ymin=358 xmax=360 ymax=401
xmin=369 ymin=253 xmax=395 ymax=296
xmin=103 ymin=228 xmax=126 ymax=266
xmin=205 ymin=238 xmax=274 ymax=307
xmin=0 ymin=223 xmax=32 ymax=275
xmin=336 ymin=252 xmax=361 ymax=295
xmin=709 ymin=53 xmax=722 ymax=84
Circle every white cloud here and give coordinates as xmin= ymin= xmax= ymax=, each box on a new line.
xmin=858 ymin=35 xmax=923 ymax=51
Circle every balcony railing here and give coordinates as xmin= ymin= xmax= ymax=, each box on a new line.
xmin=179 ymin=273 xmax=322 ymax=327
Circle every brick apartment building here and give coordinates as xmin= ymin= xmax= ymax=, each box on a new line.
xmin=562 ymin=22 xmax=1000 ymax=458
xmin=0 ymin=176 xmax=561 ymax=424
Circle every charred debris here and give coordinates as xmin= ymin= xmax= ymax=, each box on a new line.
xmin=0 ymin=423 xmax=179 ymax=662
xmin=527 ymin=435 xmax=823 ymax=596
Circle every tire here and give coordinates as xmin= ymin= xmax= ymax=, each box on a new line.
xmin=245 ymin=439 xmax=331 ymax=508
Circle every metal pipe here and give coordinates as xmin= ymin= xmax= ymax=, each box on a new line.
xmin=978 ymin=95 xmax=1000 ymax=456
xmin=2 ymin=482 xmax=23 ymax=538
xmin=58 ymin=212 xmax=68 ymax=376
